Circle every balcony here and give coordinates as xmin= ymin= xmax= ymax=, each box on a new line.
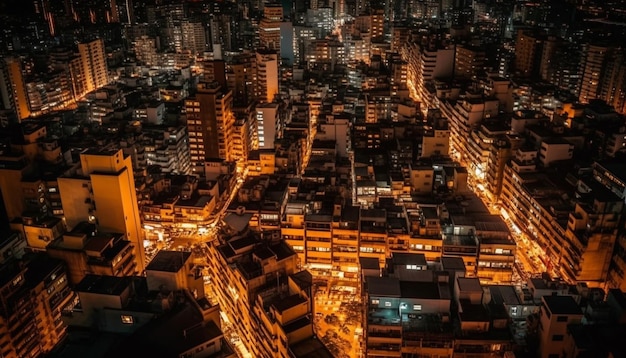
xmin=366 ymin=344 xmax=401 ymax=357
xmin=368 ymin=329 xmax=402 ymax=339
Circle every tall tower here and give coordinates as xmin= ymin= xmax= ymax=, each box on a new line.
xmin=181 ymin=21 xmax=207 ymax=55
xmin=0 ymin=57 xmax=31 ymax=122
xmin=255 ymin=49 xmax=279 ymax=103
xmin=58 ymin=148 xmax=146 ymax=273
xmin=184 ymin=82 xmax=235 ymax=174
xmin=514 ymin=30 xmax=544 ymax=78
xmin=76 ymin=39 xmax=109 ymax=97
xmin=255 ymin=102 xmax=280 ymax=150
xmin=259 ymin=3 xmax=283 ymax=51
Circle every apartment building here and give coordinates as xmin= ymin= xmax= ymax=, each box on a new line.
xmin=0 ymin=255 xmax=73 ymax=358
xmin=440 ymin=96 xmax=500 ymax=167
xmin=61 ymin=252 xmax=235 ymax=357
xmin=406 ymin=205 xmax=444 ymax=262
xmin=76 ymin=39 xmax=109 ymax=98
xmin=364 ymin=253 xmax=454 ymax=357
xmin=259 ymin=4 xmax=283 ymax=51
xmin=538 ymin=295 xmax=583 ymax=358
xmin=46 ymin=222 xmax=136 ymax=285
xmin=58 ymin=148 xmax=146 ymax=273
xmin=184 ymin=82 xmax=235 ymax=174
xmin=142 ymin=125 xmax=191 ymax=174
xmin=453 ymin=277 xmax=514 ymax=355
xmin=0 ymin=57 xmax=31 ymax=121
xmin=207 ymin=234 xmax=317 ymax=358
xmin=455 ymin=45 xmax=486 ymax=79
xmin=501 ymin=159 xmax=622 ymax=284
xmin=359 ymin=208 xmax=388 ymax=268
xmin=256 ymin=102 xmax=281 ymax=150
xmin=403 ymin=41 xmax=455 ymax=112
xmin=256 ymin=49 xmax=279 ymax=103
xmin=563 ymin=179 xmax=622 ymax=283
xmin=466 ymin=120 xmax=509 ymax=185
xmin=331 ymin=206 xmax=361 ymax=279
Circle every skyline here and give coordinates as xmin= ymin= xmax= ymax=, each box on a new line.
xmin=1 ymin=1 xmax=626 ymax=358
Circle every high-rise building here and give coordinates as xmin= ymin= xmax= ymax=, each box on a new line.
xmin=455 ymin=45 xmax=486 ymax=79
xmin=259 ymin=3 xmax=283 ymax=51
xmin=132 ymin=36 xmax=158 ymax=66
xmin=57 ymin=148 xmax=146 ymax=273
xmin=256 ymin=49 xmax=279 ymax=103
xmin=184 ymin=82 xmax=235 ymax=173
xmin=0 ymin=254 xmax=73 ymax=358
xmin=75 ymin=39 xmax=109 ymax=98
xmin=514 ymin=30 xmax=544 ymax=78
xmin=0 ymin=57 xmax=31 ymax=122
xmin=206 ymin=234 xmax=316 ymax=358
xmin=181 ymin=21 xmax=207 ymax=55
xmin=202 ymin=59 xmax=227 ymax=89
xmin=255 ymin=102 xmax=280 ymax=150
xmin=579 ymin=44 xmax=626 ymax=114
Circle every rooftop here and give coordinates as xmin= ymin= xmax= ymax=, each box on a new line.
xmin=391 ymin=252 xmax=427 ymax=266
xmin=457 ymin=277 xmax=483 ymax=293
xmin=367 ymin=276 xmax=401 ymax=297
xmin=75 ymin=275 xmax=132 ymax=296
xmin=441 ymin=256 xmax=466 ymax=270
xmin=488 ymin=285 xmax=521 ymax=305
xmin=108 ymin=301 xmax=230 ymax=358
xmin=543 ymin=295 xmax=582 ymax=315
xmin=289 ymin=336 xmax=334 ymax=358
xmin=400 ymin=281 xmax=447 ymax=300
xmin=146 ymin=251 xmax=191 ymax=273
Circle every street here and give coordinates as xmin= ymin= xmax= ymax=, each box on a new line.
xmin=313 ymin=282 xmax=364 ymax=358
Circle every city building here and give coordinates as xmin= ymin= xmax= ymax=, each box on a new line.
xmin=538 ymin=295 xmax=583 ymax=358
xmin=0 ymin=254 xmax=73 ymax=358
xmin=75 ymin=39 xmax=109 ymax=99
xmin=58 ymin=148 xmax=146 ymax=273
xmin=0 ymin=57 xmax=30 ymax=122
xmin=256 ymin=49 xmax=280 ymax=103
xmin=256 ymin=102 xmax=281 ymax=150
xmin=184 ymin=82 xmax=235 ymax=174
xmin=206 ymin=233 xmax=319 ymax=357
xmin=259 ymin=4 xmax=283 ymax=52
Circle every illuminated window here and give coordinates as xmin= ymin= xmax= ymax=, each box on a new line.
xmin=384 ymin=301 xmax=392 ymax=307
xmin=371 ymin=299 xmax=379 ymax=305
xmin=121 ymin=315 xmax=134 ymax=324
xmin=413 ymin=304 xmax=422 ymax=311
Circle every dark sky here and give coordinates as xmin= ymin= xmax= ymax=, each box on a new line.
xmin=0 ymin=0 xmax=33 ymax=17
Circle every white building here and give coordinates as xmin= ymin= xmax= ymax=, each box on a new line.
xmin=255 ymin=102 xmax=280 ymax=149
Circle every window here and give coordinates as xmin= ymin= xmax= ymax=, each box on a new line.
xmin=384 ymin=301 xmax=392 ymax=307
xmin=413 ymin=304 xmax=422 ymax=311
xmin=371 ymin=299 xmax=379 ymax=305
xmin=556 ymin=316 xmax=568 ymax=322
xmin=406 ymin=264 xmax=421 ymax=270
xmin=121 ymin=315 xmax=134 ymax=324
xmin=552 ymin=335 xmax=564 ymax=341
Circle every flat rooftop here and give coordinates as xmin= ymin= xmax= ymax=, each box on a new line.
xmin=289 ymin=337 xmax=334 ymax=358
xmin=458 ymin=277 xmax=482 ymax=292
xmin=367 ymin=276 xmax=401 ymax=297
xmin=145 ymin=250 xmax=191 ymax=273
xmin=543 ymin=295 xmax=582 ymax=315
xmin=75 ymin=275 xmax=132 ymax=296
